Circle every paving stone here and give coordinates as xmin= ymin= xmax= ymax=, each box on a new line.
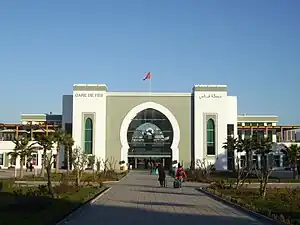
xmin=60 ymin=171 xmax=270 ymax=225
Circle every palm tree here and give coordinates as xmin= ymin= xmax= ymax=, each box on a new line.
xmin=53 ymin=130 xmax=65 ymax=173
xmin=9 ymin=137 xmax=35 ymax=178
xmin=222 ymin=136 xmax=240 ymax=171
xmin=63 ymin=134 xmax=74 ymax=173
xmin=285 ymin=144 xmax=300 ymax=179
xmin=238 ymin=137 xmax=256 ymax=170
xmin=36 ymin=134 xmax=55 ymax=177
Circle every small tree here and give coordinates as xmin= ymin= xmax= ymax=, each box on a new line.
xmin=88 ymin=155 xmax=96 ymax=177
xmin=36 ymin=134 xmax=55 ymax=197
xmin=223 ymin=136 xmax=251 ymax=189
xmin=53 ymin=130 xmax=65 ymax=173
xmin=96 ymin=157 xmax=102 ymax=173
xmin=108 ymin=156 xmax=117 ymax=171
xmin=63 ymin=134 xmax=74 ymax=174
xmin=195 ymin=158 xmax=214 ymax=180
xmin=254 ymin=136 xmax=274 ymax=199
xmin=9 ymin=137 xmax=36 ymax=178
xmin=72 ymin=146 xmax=88 ymax=187
xmin=102 ymin=158 xmax=109 ymax=176
xmin=285 ymin=144 xmax=300 ymax=180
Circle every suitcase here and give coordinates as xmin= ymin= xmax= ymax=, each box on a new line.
xmin=173 ymin=179 xmax=181 ymax=188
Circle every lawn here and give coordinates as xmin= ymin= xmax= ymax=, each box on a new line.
xmin=186 ymin=169 xmax=299 ymax=183
xmin=206 ymin=185 xmax=300 ymax=224
xmin=15 ymin=170 xmax=128 ymax=183
xmin=0 ymin=180 xmax=108 ymax=225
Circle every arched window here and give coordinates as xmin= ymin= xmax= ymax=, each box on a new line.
xmin=84 ymin=118 xmax=93 ymax=154
xmin=207 ymin=119 xmax=215 ymax=155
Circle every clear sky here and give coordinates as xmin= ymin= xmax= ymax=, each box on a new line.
xmin=0 ymin=0 xmax=299 ymax=124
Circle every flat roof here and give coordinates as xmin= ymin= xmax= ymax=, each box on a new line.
xmin=237 ymin=115 xmax=278 ymax=122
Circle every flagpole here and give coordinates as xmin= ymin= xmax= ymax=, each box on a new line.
xmin=149 ymin=74 xmax=152 ymax=102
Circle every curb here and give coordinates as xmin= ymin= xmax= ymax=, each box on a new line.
xmin=198 ymin=187 xmax=283 ymax=225
xmin=55 ymin=187 xmax=111 ymax=225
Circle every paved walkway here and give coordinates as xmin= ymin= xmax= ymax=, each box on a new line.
xmin=60 ymin=171 xmax=271 ymax=225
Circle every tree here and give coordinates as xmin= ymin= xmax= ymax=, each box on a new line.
xmin=285 ymin=144 xmax=300 ymax=179
xmin=195 ymin=158 xmax=214 ymax=180
xmin=222 ymin=136 xmax=240 ymax=171
xmin=88 ymin=155 xmax=96 ymax=177
xmin=9 ymin=137 xmax=36 ymax=178
xmin=223 ymin=136 xmax=252 ymax=189
xmin=53 ymin=130 xmax=65 ymax=173
xmin=254 ymin=136 xmax=274 ymax=199
xmin=239 ymin=137 xmax=256 ymax=170
xmin=63 ymin=134 xmax=74 ymax=174
xmin=71 ymin=146 xmax=88 ymax=188
xmin=36 ymin=134 xmax=55 ymax=197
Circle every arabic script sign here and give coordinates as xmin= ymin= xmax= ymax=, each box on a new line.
xmin=199 ymin=93 xmax=222 ymax=99
xmin=74 ymin=92 xmax=103 ymax=98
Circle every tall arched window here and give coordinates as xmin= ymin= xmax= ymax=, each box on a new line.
xmin=84 ymin=118 xmax=93 ymax=154
xmin=207 ymin=119 xmax=215 ymax=155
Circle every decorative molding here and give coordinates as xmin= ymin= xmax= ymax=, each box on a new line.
xmin=107 ymin=92 xmax=191 ymax=97
xmin=119 ymin=102 xmax=180 ymax=164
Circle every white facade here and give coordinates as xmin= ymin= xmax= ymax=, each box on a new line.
xmin=70 ymin=84 xmax=238 ymax=171
xmin=72 ymin=84 xmax=107 ymax=164
xmin=193 ymin=85 xmax=237 ymax=170
xmin=0 ymin=141 xmax=57 ymax=169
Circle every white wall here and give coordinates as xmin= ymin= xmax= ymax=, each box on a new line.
xmin=72 ymin=84 xmax=107 ymax=164
xmin=193 ymin=85 xmax=237 ymax=171
xmin=0 ymin=141 xmax=57 ymax=169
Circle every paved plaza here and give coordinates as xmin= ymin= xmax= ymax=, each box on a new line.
xmin=57 ymin=171 xmax=276 ymax=225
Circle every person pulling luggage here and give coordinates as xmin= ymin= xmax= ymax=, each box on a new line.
xmin=174 ymin=164 xmax=186 ymax=188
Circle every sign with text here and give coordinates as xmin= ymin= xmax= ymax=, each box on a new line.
xmin=74 ymin=92 xmax=103 ymax=98
xmin=199 ymin=93 xmax=222 ymax=99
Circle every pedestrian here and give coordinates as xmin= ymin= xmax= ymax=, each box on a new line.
xmin=29 ymin=162 xmax=33 ymax=172
xmin=175 ymin=164 xmax=187 ymax=188
xmin=157 ymin=164 xmax=166 ymax=187
xmin=26 ymin=161 xmax=29 ymax=172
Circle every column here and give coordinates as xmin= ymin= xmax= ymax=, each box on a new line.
xmin=16 ymin=126 xmax=19 ymax=139
xmin=134 ymin=158 xmax=137 ymax=169
xmin=280 ymin=154 xmax=283 ymax=167
xmin=241 ymin=130 xmax=245 ymax=140
xmin=163 ymin=158 xmax=165 ymax=167
xmin=38 ymin=151 xmax=42 ymax=169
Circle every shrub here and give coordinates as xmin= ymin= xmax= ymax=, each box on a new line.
xmin=54 ymin=183 xmax=77 ymax=194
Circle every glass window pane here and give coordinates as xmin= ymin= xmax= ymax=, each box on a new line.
xmin=85 ymin=142 xmax=92 ymax=154
xmin=85 ymin=118 xmax=93 ymax=129
xmin=85 ymin=130 xmax=93 ymax=141
xmin=84 ymin=118 xmax=93 ymax=154
xmin=207 ymin=119 xmax=214 ymax=129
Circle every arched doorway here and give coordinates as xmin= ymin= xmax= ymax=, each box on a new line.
xmin=127 ymin=108 xmax=173 ymax=169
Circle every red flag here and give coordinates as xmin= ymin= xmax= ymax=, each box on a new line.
xmin=143 ymin=72 xmax=151 ymax=80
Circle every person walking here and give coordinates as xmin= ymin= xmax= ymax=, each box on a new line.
xmin=157 ymin=164 xmax=166 ymax=187
xmin=175 ymin=164 xmax=187 ymax=188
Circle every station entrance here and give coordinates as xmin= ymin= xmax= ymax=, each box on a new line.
xmin=126 ymin=108 xmax=173 ymax=170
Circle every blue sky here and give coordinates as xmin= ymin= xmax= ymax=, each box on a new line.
xmin=0 ymin=0 xmax=299 ymax=124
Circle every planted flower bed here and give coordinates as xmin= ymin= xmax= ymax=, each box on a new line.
xmin=0 ymin=180 xmax=108 ymax=225
xmin=204 ymin=184 xmax=300 ymax=225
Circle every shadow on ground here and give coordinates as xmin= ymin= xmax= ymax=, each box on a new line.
xmin=135 ymin=189 xmax=204 ymax=197
xmin=0 ymin=191 xmax=89 ymax=225
xmin=63 ymin=203 xmax=267 ymax=225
